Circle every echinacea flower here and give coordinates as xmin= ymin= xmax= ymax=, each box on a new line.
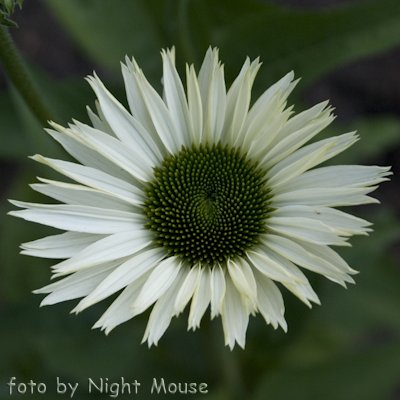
xmin=9 ymin=47 xmax=390 ymax=349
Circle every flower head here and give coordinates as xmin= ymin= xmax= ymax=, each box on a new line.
xmin=9 ymin=47 xmax=391 ymax=349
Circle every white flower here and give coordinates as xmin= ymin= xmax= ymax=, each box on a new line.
xmin=9 ymin=47 xmax=391 ymax=349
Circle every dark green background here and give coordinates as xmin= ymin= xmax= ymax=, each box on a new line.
xmin=1 ymin=0 xmax=400 ymax=398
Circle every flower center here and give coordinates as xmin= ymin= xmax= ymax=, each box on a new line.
xmin=144 ymin=143 xmax=272 ymax=265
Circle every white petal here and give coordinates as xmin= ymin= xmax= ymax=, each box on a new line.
xmin=259 ymin=107 xmax=334 ymax=169
xmin=162 ymin=48 xmax=192 ymax=147
xmin=265 ymin=139 xmax=336 ymax=188
xmin=142 ymin=266 xmax=188 ymax=346
xmin=87 ymin=102 xmax=116 ymax=137
xmin=244 ymin=72 xmax=295 ymax=136
xmin=73 ymin=247 xmax=167 ymax=313
xmin=31 ymin=179 xmax=140 ymax=213
xmin=273 ymin=165 xmax=392 ymax=195
xmin=242 ymin=71 xmax=297 ymax=153
xmin=9 ymin=201 xmax=146 ymax=235
xmin=21 ymin=231 xmax=106 ymax=259
xmin=93 ymin=271 xmax=152 ymax=334
xmin=51 ymin=230 xmax=154 ymax=277
xmin=87 ymin=105 xmax=110 ymax=134
xmin=86 ymin=74 xmax=161 ymax=166
xmin=246 ymin=248 xmax=306 ymax=284
xmin=261 ymin=234 xmax=354 ymax=285
xmin=68 ymin=121 xmax=154 ymax=182
xmin=31 ymin=155 xmax=145 ymax=205
xmin=122 ymin=58 xmax=168 ymax=157
xmin=188 ymin=266 xmax=211 ymax=330
xmin=210 ymin=264 xmax=226 ymax=319
xmin=266 ymin=216 xmax=349 ymax=246
xmin=131 ymin=256 xmax=182 ymax=316
xmin=173 ymin=263 xmax=201 ymax=316
xmin=271 ymin=206 xmax=372 ymax=236
xmin=257 ymin=244 xmax=309 ymax=280
xmin=45 ymin=128 xmax=134 ymax=183
xmin=204 ymin=63 xmax=226 ymax=144
xmin=274 ymin=100 xmax=329 ymax=144
xmin=266 ymin=133 xmax=358 ymax=185
xmin=222 ymin=57 xmax=260 ymax=145
xmin=318 ymin=131 xmax=359 ymax=164
xmin=288 ymin=238 xmax=358 ymax=275
xmin=186 ymin=64 xmax=203 ymax=146
xmin=34 ymin=258 xmax=126 ymax=306
xmin=221 ymin=274 xmax=249 ymax=350
xmin=227 ymin=257 xmax=257 ymax=312
xmin=247 ymin=71 xmax=296 ymax=130
xmin=198 ymin=47 xmax=219 ymax=113
xmin=225 ymin=67 xmax=252 ymax=146
xmin=243 ymin=91 xmax=286 ymax=153
xmin=272 ymin=186 xmax=379 ymax=208
xmin=246 ymin=105 xmax=293 ymax=161
xmin=134 ymin=67 xmax=183 ymax=154
xmin=282 ymin=280 xmax=320 ymax=308
xmin=256 ymin=245 xmax=320 ymax=306
xmin=252 ymin=268 xmax=286 ymax=331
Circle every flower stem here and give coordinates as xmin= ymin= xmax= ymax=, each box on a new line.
xmin=220 ymin=347 xmax=247 ymax=400
xmin=0 ymin=25 xmax=57 ymax=126
xmin=210 ymin=321 xmax=247 ymax=400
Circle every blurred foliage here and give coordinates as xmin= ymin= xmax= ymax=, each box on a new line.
xmin=1 ymin=0 xmax=400 ymax=399
xmin=43 ymin=0 xmax=400 ymax=89
xmin=0 ymin=0 xmax=23 ymax=27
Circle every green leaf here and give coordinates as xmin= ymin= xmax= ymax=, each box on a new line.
xmin=8 ymin=83 xmax=62 ymax=158
xmin=0 ymin=0 xmax=23 ymax=27
xmin=351 ymin=117 xmax=400 ymax=160
xmin=254 ymin=341 xmax=400 ymax=400
xmin=41 ymin=0 xmax=168 ymax=81
xmin=0 ymin=89 xmax=34 ymax=159
xmin=187 ymin=0 xmax=400 ymax=88
xmin=39 ymin=0 xmax=400 ymax=97
xmin=29 ymin=68 xmax=103 ymax=126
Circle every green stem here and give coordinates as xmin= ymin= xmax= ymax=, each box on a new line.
xmin=0 ymin=25 xmax=57 ymax=126
xmin=210 ymin=321 xmax=247 ymax=400
xmin=220 ymin=347 xmax=247 ymax=400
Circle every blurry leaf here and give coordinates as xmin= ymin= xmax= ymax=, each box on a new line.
xmin=42 ymin=0 xmax=168 ymax=81
xmin=28 ymin=67 xmax=106 ymax=126
xmin=8 ymin=83 xmax=62 ymax=158
xmin=254 ymin=341 xmax=400 ymax=400
xmin=0 ymin=298 xmax=147 ymax=386
xmin=0 ymin=90 xmax=34 ymax=159
xmin=40 ymin=0 xmax=400 ymax=97
xmin=0 ymin=296 xmax=215 ymax=396
xmin=353 ymin=117 xmax=400 ymax=160
xmin=187 ymin=0 xmax=400 ymax=88
xmin=0 ymin=0 xmax=23 ymax=27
